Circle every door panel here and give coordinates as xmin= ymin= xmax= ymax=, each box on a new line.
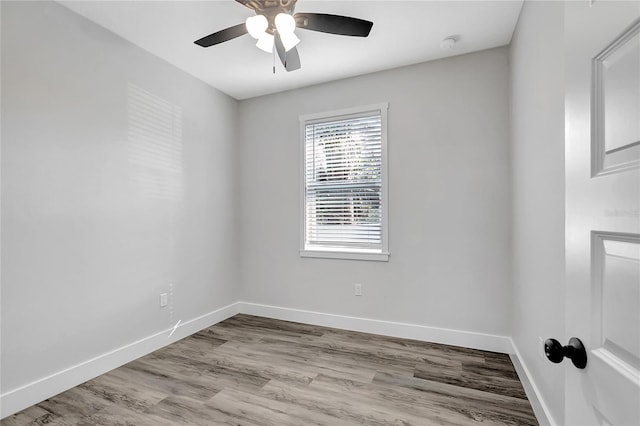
xmin=593 ymin=20 xmax=640 ymax=175
xmin=565 ymin=1 xmax=640 ymax=425
xmin=596 ymin=234 xmax=640 ymax=366
xmin=590 ymin=233 xmax=640 ymax=425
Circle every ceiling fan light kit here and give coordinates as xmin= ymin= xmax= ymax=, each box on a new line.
xmin=245 ymin=14 xmax=268 ymax=38
xmin=274 ymin=12 xmax=295 ymax=34
xmin=246 ymin=12 xmax=298 ymax=53
xmin=279 ymin=31 xmax=300 ymax=52
xmin=256 ymin=32 xmax=275 ymax=53
xmin=194 ymin=0 xmax=374 ymax=72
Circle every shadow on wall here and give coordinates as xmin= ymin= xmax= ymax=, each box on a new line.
xmin=127 ymin=83 xmax=183 ymax=201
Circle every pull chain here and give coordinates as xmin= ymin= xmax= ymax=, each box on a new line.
xmin=273 ymin=46 xmax=276 ymax=74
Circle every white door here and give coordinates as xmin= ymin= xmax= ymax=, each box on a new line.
xmin=565 ymin=0 xmax=640 ymax=425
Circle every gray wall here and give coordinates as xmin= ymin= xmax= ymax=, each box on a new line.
xmin=1 ymin=1 xmax=239 ymax=394
xmin=238 ymin=48 xmax=513 ymax=336
xmin=509 ymin=1 xmax=565 ymax=424
xmin=2 ymin=2 xmax=568 ymax=423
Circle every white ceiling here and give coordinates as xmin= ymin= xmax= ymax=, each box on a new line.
xmin=58 ymin=0 xmax=523 ymax=100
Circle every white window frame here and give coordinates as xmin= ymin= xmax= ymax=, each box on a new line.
xmin=299 ymin=103 xmax=389 ymax=262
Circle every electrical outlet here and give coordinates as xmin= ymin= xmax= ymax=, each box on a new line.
xmin=354 ymin=283 xmax=362 ymax=296
xmin=160 ymin=293 xmax=168 ymax=307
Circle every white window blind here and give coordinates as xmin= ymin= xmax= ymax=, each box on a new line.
xmin=301 ymin=104 xmax=388 ymax=260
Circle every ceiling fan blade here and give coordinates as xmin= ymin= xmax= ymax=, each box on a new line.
xmin=275 ymin=33 xmax=302 ymax=72
xmin=294 ymin=13 xmax=373 ymax=37
xmin=283 ymin=46 xmax=301 ymax=72
xmin=194 ymin=23 xmax=247 ymax=47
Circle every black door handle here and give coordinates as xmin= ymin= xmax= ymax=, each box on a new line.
xmin=544 ymin=337 xmax=587 ymax=369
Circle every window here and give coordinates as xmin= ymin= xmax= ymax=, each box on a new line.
xmin=300 ymin=103 xmax=389 ymax=261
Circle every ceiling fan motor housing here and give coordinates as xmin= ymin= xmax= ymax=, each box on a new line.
xmin=239 ymin=0 xmax=298 ymax=24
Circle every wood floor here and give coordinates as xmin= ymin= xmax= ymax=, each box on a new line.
xmin=2 ymin=314 xmax=538 ymax=425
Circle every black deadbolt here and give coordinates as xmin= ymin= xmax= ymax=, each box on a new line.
xmin=544 ymin=337 xmax=587 ymax=369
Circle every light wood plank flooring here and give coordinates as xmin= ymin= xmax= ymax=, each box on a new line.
xmin=2 ymin=314 xmax=538 ymax=425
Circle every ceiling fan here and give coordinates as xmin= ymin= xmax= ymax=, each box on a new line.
xmin=194 ymin=0 xmax=374 ymax=72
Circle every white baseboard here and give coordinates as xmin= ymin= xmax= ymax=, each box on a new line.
xmin=2 ymin=301 xmax=549 ymax=426
xmin=0 ymin=302 xmax=239 ymax=419
xmin=508 ymin=338 xmax=557 ymax=426
xmin=238 ymin=302 xmax=512 ymax=354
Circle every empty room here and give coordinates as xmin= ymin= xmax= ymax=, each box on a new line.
xmin=1 ymin=0 xmax=639 ymax=425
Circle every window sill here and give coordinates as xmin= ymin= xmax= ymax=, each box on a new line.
xmin=300 ymin=248 xmax=389 ymax=262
